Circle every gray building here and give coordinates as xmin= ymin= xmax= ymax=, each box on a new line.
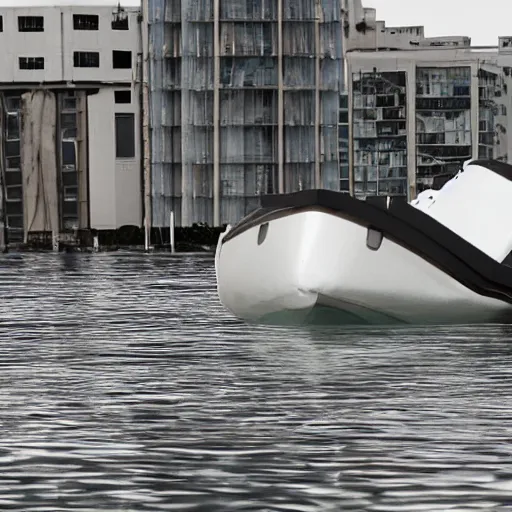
xmin=147 ymin=0 xmax=343 ymax=227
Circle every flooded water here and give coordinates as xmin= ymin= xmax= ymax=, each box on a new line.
xmin=1 ymin=252 xmax=512 ymax=511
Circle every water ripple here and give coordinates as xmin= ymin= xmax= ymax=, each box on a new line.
xmin=0 ymin=252 xmax=512 ymax=510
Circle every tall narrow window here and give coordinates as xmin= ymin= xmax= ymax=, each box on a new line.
xmin=112 ymin=51 xmax=132 ymax=69
xmin=0 ymin=16 xmax=4 ymax=32
xmin=115 ymin=113 xmax=135 ymax=158
xmin=73 ymin=51 xmax=100 ymax=68
xmin=73 ymin=14 xmax=99 ymax=30
xmin=19 ymin=57 xmax=44 ymax=70
xmin=18 ymin=16 xmax=44 ymax=32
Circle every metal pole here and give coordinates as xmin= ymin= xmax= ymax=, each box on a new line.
xmin=170 ymin=210 xmax=175 ymax=253
xmin=314 ymin=0 xmax=321 ymax=189
xmin=141 ymin=0 xmax=151 ymax=251
xmin=277 ymin=0 xmax=284 ymax=193
xmin=213 ymin=0 xmax=220 ymax=226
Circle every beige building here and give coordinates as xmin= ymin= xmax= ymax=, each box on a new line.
xmin=0 ymin=1 xmax=142 ymax=249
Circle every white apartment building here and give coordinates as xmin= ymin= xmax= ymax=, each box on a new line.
xmin=0 ymin=0 xmax=142 ymax=247
xmin=343 ymin=0 xmax=511 ymax=201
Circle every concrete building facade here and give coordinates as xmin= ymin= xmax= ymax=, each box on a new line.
xmin=0 ymin=2 xmax=142 ymax=248
xmin=147 ymin=0 xmax=344 ymax=228
xmin=343 ymin=0 xmax=511 ymax=200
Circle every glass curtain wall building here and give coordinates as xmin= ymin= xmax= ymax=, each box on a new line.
xmin=148 ymin=0 xmax=343 ymax=227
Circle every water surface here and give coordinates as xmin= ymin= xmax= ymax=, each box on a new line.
xmin=0 ymin=252 xmax=512 ymax=511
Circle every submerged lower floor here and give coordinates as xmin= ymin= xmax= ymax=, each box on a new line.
xmin=0 ymin=85 xmax=142 ymax=250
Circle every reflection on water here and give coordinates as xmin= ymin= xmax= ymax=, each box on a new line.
xmin=1 ymin=252 xmax=512 ymax=510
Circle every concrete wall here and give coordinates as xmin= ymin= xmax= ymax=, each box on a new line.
xmin=0 ymin=5 xmax=139 ymax=84
xmin=88 ymin=87 xmax=142 ymax=230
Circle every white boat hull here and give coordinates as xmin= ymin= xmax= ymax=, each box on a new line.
xmin=216 ymin=209 xmax=512 ymax=325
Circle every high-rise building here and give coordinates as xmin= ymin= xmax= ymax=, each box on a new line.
xmin=147 ymin=0 xmax=343 ymax=227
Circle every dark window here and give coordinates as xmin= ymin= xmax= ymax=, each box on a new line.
xmin=115 ymin=113 xmax=135 ymax=158
xmin=6 ymin=114 xmax=19 ymax=140
xmin=64 ymin=187 xmax=78 ymax=202
xmin=62 ymin=172 xmax=78 ymax=187
xmin=6 ymin=201 xmax=23 ymax=215
xmin=6 ymin=157 xmax=20 ymax=169
xmin=114 ymin=90 xmax=131 ymax=103
xmin=63 ymin=97 xmax=77 ymax=110
xmin=4 ymin=172 xmax=21 ymax=186
xmin=61 ymin=113 xmax=77 ymax=129
xmin=112 ymin=50 xmax=132 ymax=69
xmin=73 ymin=51 xmax=100 ymax=68
xmin=112 ymin=15 xmax=128 ymax=30
xmin=6 ymin=186 xmax=22 ymax=201
xmin=62 ymin=199 xmax=77 ymax=215
xmin=18 ymin=16 xmax=44 ymax=32
xmin=0 ymin=16 xmax=3 ymax=32
xmin=7 ymin=215 xmax=23 ymax=229
xmin=19 ymin=57 xmax=44 ymax=70
xmin=5 ymin=141 xmax=20 ymax=158
xmin=73 ymin=14 xmax=99 ymax=30
xmin=62 ymin=141 xmax=76 ymax=167
xmin=63 ymin=128 xmax=77 ymax=139
xmin=6 ymin=97 xmax=21 ymax=111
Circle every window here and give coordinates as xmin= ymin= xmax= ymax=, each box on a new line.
xmin=61 ymin=113 xmax=77 ymax=129
xmin=73 ymin=14 xmax=99 ymax=30
xmin=62 ymin=141 xmax=76 ymax=168
xmin=73 ymin=51 xmax=99 ymax=68
xmin=112 ymin=51 xmax=132 ymax=69
xmin=7 ymin=157 xmax=20 ymax=170
xmin=18 ymin=16 xmax=44 ymax=32
xmin=19 ymin=57 xmax=44 ymax=70
xmin=5 ymin=141 xmax=20 ymax=158
xmin=63 ymin=96 xmax=77 ymax=110
xmin=64 ymin=187 xmax=78 ymax=202
xmin=0 ymin=16 xmax=3 ymax=32
xmin=114 ymin=90 xmax=131 ymax=103
xmin=6 ymin=97 xmax=21 ymax=111
xmin=115 ymin=113 xmax=135 ymax=158
xmin=6 ymin=186 xmax=22 ymax=201
xmin=6 ymin=114 xmax=19 ymax=140
xmin=111 ymin=15 xmax=128 ymax=30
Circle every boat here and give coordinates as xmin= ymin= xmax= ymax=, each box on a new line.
xmin=215 ymin=159 xmax=512 ymax=325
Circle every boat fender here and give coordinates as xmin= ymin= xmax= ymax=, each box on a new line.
xmin=366 ymin=228 xmax=383 ymax=251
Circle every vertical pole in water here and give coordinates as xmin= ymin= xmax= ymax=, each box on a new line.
xmin=141 ymin=0 xmax=151 ymax=251
xmin=52 ymin=231 xmax=59 ymax=252
xmin=170 ymin=210 xmax=175 ymax=254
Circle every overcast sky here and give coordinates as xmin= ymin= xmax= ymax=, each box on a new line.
xmin=364 ymin=0 xmax=511 ymax=47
